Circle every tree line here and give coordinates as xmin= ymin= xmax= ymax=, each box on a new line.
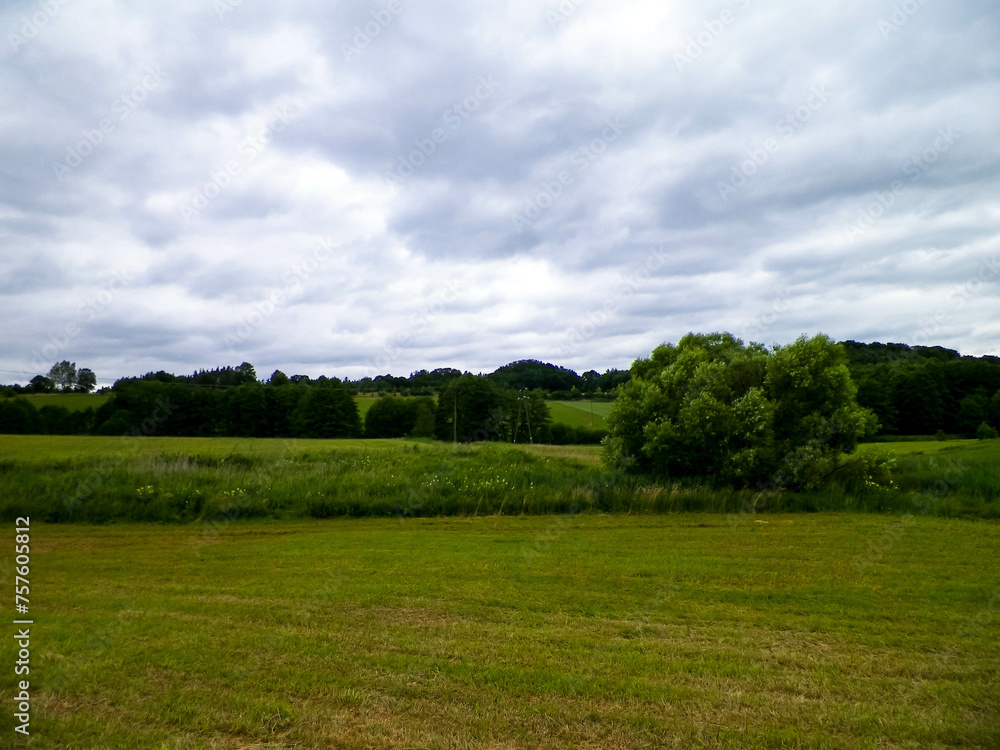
xmin=2 ymin=341 xmax=1000 ymax=440
xmin=0 ymin=366 xmax=569 ymax=443
xmin=350 ymin=359 xmax=630 ymax=399
xmin=844 ymin=341 xmax=1000 ymax=436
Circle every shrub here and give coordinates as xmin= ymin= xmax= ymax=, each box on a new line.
xmin=605 ymin=333 xmax=878 ymax=489
xmin=976 ymin=421 xmax=999 ymax=440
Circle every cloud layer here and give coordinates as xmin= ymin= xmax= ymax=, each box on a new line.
xmin=2 ymin=0 xmax=998 ymax=386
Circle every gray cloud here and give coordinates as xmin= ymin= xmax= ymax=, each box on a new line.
xmin=2 ymin=0 xmax=999 ymax=384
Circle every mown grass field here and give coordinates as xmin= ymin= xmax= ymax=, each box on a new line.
xmin=1 ymin=514 xmax=997 ymax=748
xmin=354 ymin=394 xmax=379 ymax=419
xmin=352 ymin=396 xmax=608 ymax=430
xmin=545 ymin=400 xmax=612 ymax=430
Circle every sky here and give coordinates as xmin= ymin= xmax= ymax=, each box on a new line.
xmin=1 ymin=0 xmax=998 ymax=388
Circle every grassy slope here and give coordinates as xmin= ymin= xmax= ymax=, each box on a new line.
xmin=1 ymin=515 xmax=996 ymax=748
xmin=353 ymin=397 xmax=608 ymax=429
xmin=16 ymin=393 xmax=111 ymax=412
xmin=858 ymin=439 xmax=980 ymax=456
xmin=545 ymin=400 xmax=612 ymax=429
xmin=354 ymin=394 xmax=378 ymax=419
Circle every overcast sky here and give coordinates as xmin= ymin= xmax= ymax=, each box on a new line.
xmin=1 ymin=0 xmax=998 ymax=387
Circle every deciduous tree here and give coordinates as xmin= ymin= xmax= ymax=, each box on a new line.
xmin=605 ymin=333 xmax=878 ymax=489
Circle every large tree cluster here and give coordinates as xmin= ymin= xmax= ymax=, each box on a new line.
xmin=604 ymin=333 xmax=878 ymax=489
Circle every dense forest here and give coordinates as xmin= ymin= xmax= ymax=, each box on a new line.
xmin=842 ymin=341 xmax=1000 ymax=436
xmin=1 ymin=341 xmax=999 ymax=441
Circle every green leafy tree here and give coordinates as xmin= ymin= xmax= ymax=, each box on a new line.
xmin=605 ymin=333 xmax=878 ymax=489
xmin=977 ymin=421 xmax=999 ymax=440
xmin=956 ymin=394 xmax=991 ymax=434
xmin=891 ymin=362 xmax=946 ymax=434
xmin=410 ymin=399 xmax=436 ymax=437
xmin=990 ymin=390 xmax=1000 ymax=429
xmin=0 ymin=399 xmax=42 ymax=433
xmin=235 ymin=362 xmax=258 ymax=384
xmin=75 ymin=368 xmax=97 ymax=393
xmin=364 ymin=396 xmax=435 ymax=438
xmin=433 ymin=375 xmax=505 ymax=442
xmin=292 ymin=380 xmax=361 ymax=438
xmin=29 ymin=375 xmax=55 ymax=393
xmin=267 ymin=370 xmax=290 ymax=387
xmin=225 ymin=384 xmax=268 ymax=437
xmin=48 ymin=361 xmax=77 ymax=392
xmin=507 ymin=390 xmax=552 ymax=443
xmin=488 ymin=360 xmax=581 ymax=392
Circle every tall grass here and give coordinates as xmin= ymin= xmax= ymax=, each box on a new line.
xmin=1 ymin=435 xmax=998 ymax=523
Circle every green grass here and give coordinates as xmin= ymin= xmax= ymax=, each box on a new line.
xmin=15 ymin=393 xmax=111 ymax=412
xmin=354 ymin=394 xmax=379 ymax=419
xmin=546 ymin=400 xmax=612 ymax=429
xmin=2 ymin=436 xmax=999 ymax=523
xmin=352 ymin=397 xmax=607 ymax=430
xmin=858 ymin=439 xmax=979 ymax=456
xmin=857 ymin=439 xmax=1000 ymax=517
xmin=1 ymin=515 xmax=996 ymax=747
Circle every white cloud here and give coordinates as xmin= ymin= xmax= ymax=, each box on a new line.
xmin=1 ymin=0 xmax=998 ymax=384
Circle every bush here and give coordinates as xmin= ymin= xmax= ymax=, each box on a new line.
xmin=605 ymin=333 xmax=878 ymax=488
xmin=365 ymin=396 xmax=436 ymax=438
xmin=976 ymin=421 xmax=999 ymax=440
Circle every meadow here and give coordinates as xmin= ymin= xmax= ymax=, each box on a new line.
xmin=545 ymin=400 xmax=612 ymax=430
xmin=1 ymin=435 xmax=998 ymax=746
xmin=353 ymin=395 xmax=610 ymax=430
xmin=16 ymin=393 xmax=111 ymax=412
xmin=1 ymin=435 xmax=1000 ymax=524
xmin=0 ymin=514 xmax=997 ymax=748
